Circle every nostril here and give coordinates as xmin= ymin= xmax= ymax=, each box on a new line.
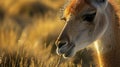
xmin=58 ymin=41 xmax=67 ymax=48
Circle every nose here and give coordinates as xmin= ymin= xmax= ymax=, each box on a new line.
xmin=56 ymin=41 xmax=68 ymax=49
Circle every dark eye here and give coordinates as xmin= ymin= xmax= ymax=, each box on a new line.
xmin=82 ymin=12 xmax=96 ymax=22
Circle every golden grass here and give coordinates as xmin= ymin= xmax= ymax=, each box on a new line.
xmin=0 ymin=0 xmax=119 ymax=67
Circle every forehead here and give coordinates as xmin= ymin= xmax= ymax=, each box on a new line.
xmin=63 ymin=0 xmax=92 ymax=17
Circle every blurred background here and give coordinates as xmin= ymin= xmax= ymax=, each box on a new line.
xmin=0 ymin=0 xmax=120 ymax=67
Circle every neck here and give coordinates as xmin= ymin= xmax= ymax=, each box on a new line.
xmin=96 ymin=3 xmax=120 ymax=67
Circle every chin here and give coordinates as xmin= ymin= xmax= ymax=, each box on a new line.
xmin=62 ymin=48 xmax=76 ymax=59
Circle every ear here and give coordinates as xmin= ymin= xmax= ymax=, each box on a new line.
xmin=86 ymin=0 xmax=108 ymax=10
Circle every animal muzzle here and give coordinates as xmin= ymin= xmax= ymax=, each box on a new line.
xmin=56 ymin=41 xmax=68 ymax=55
xmin=55 ymin=40 xmax=75 ymax=57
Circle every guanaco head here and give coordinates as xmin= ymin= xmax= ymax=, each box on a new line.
xmin=56 ymin=0 xmax=110 ymax=58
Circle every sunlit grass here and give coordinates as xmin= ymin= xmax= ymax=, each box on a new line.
xmin=0 ymin=0 xmax=120 ymax=67
xmin=94 ymin=41 xmax=103 ymax=67
xmin=0 ymin=0 xmax=65 ymax=67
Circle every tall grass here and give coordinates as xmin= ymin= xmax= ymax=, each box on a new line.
xmin=0 ymin=0 xmax=119 ymax=67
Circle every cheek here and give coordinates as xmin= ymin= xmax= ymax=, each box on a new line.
xmin=74 ymin=29 xmax=92 ymax=43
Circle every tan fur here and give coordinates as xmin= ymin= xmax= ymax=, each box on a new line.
xmin=56 ymin=0 xmax=120 ymax=67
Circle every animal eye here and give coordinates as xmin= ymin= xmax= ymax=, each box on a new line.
xmin=82 ymin=12 xmax=96 ymax=22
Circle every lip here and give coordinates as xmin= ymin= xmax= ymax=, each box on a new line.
xmin=62 ymin=44 xmax=75 ymax=58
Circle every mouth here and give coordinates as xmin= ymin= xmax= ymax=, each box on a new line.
xmin=61 ymin=44 xmax=75 ymax=58
xmin=63 ymin=47 xmax=74 ymax=58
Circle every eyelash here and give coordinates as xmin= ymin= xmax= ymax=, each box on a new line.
xmin=82 ymin=12 xmax=96 ymax=22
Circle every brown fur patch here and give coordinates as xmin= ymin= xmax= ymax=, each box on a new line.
xmin=63 ymin=0 xmax=86 ymax=17
xmin=109 ymin=0 xmax=120 ymax=28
